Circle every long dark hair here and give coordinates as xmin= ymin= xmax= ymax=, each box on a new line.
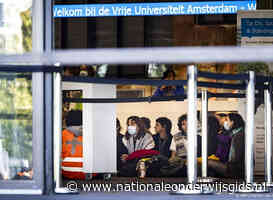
xmin=228 ymin=113 xmax=245 ymax=131
xmin=208 ymin=116 xmax=220 ymax=135
xmin=156 ymin=117 xmax=172 ymax=138
xmin=207 ymin=116 xmax=220 ymax=155
xmin=125 ymin=116 xmax=145 ymax=140
xmin=140 ymin=117 xmax=151 ymax=130
xmin=116 ymin=118 xmax=121 ymax=133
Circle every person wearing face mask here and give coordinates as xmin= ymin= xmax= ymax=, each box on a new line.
xmin=153 ymin=69 xmax=184 ymax=97
xmin=121 ymin=116 xmax=155 ymax=160
xmin=119 ymin=116 xmax=155 ymax=177
xmin=207 ymin=113 xmax=245 ymax=178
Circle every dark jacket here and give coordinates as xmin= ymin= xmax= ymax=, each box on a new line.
xmin=117 ymin=133 xmax=128 ymax=170
xmin=153 ymin=134 xmax=172 ymax=158
xmin=226 ymin=129 xmax=245 ymax=178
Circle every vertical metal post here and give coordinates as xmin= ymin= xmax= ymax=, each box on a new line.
xmin=187 ymin=65 xmax=197 ymax=184
xmin=44 ymin=0 xmax=54 ymax=194
xmin=201 ymin=90 xmax=208 ymax=178
xmin=265 ymin=89 xmax=272 ymax=184
xmin=53 ymin=72 xmax=62 ymax=191
xmin=245 ymin=71 xmax=255 ymax=184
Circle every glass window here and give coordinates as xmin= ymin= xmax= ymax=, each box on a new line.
xmin=148 ymin=64 xmax=167 ymax=78
xmin=0 ymin=0 xmax=32 ymax=54
xmin=0 ymin=73 xmax=33 ymax=181
xmin=54 ymin=0 xmax=256 ymax=49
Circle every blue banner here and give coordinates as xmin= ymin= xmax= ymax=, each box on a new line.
xmin=241 ymin=18 xmax=273 ymax=38
xmin=53 ymin=1 xmax=256 ymax=18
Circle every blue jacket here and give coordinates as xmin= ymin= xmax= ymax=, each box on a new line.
xmin=153 ymin=85 xmax=184 ymax=97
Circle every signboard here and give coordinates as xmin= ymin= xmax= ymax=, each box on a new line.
xmin=241 ymin=18 xmax=273 ymax=38
xmin=53 ymin=0 xmax=256 ymax=18
xmin=238 ymin=10 xmax=273 ymax=46
xmin=237 ymin=10 xmax=273 ymax=175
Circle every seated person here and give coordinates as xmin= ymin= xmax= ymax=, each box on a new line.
xmin=207 ymin=113 xmax=245 ymax=178
xmin=120 ymin=116 xmax=155 ymax=176
xmin=121 ymin=116 xmax=155 ymax=158
xmin=164 ymin=114 xmax=201 ymax=176
xmin=116 ymin=118 xmax=128 ymax=171
xmin=168 ymin=114 xmax=202 ymax=177
xmin=198 ymin=116 xmax=229 ymax=166
xmin=153 ymin=69 xmax=184 ymax=97
xmin=207 ymin=116 xmax=221 ymax=157
xmin=170 ymin=114 xmax=202 ymax=159
xmin=153 ymin=117 xmax=173 ymax=158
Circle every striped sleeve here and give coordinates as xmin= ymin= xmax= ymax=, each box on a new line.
xmin=143 ymin=133 xmax=155 ymax=150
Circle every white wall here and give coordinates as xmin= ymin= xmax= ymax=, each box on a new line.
xmin=63 ymin=82 xmax=116 ymax=173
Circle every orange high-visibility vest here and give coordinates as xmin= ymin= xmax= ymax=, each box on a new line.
xmin=61 ymin=129 xmax=85 ymax=180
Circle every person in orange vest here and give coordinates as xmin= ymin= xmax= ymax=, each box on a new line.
xmin=62 ymin=110 xmax=88 ymax=180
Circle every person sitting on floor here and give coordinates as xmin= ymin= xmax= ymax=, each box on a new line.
xmin=207 ymin=113 xmax=245 ymax=178
xmin=197 ymin=115 xmax=228 ymax=172
xmin=153 ymin=117 xmax=173 ymax=158
xmin=207 ymin=115 xmax=221 ymax=157
xmin=167 ymin=114 xmax=202 ymax=177
xmin=119 ymin=116 xmax=155 ymax=177
xmin=121 ymin=116 xmax=155 ymax=159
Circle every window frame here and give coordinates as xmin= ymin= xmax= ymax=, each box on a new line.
xmin=0 ymin=0 xmax=45 ymax=194
xmin=0 ymin=0 xmax=272 ymax=196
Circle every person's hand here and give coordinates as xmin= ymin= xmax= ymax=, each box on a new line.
xmin=121 ymin=154 xmax=128 ymax=162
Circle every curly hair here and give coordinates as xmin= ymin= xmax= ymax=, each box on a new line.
xmin=177 ymin=114 xmax=187 ymax=131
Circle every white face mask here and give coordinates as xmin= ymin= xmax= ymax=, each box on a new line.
xmin=128 ymin=126 xmax=137 ymax=135
xmin=223 ymin=121 xmax=231 ymax=131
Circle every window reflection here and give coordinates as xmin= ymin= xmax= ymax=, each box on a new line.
xmin=0 ymin=0 xmax=32 ymax=54
xmin=0 ymin=73 xmax=33 ymax=180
